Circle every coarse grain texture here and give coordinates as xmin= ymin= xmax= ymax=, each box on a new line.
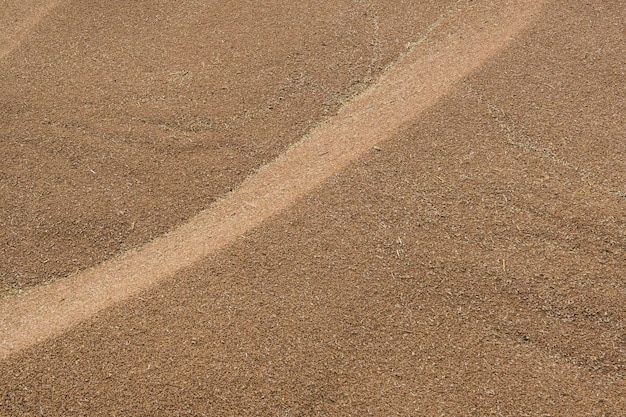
xmin=0 ymin=0 xmax=544 ymax=359
xmin=0 ymin=0 xmax=453 ymax=292
xmin=2 ymin=77 xmax=624 ymax=417
xmin=1 ymin=0 xmax=625 ymax=415
xmin=467 ymin=1 xmax=626 ymax=194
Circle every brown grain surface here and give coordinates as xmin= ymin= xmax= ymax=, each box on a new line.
xmin=0 ymin=0 xmax=543 ymax=360
xmin=1 ymin=0 xmax=625 ymax=415
xmin=1 ymin=0 xmax=452 ymax=292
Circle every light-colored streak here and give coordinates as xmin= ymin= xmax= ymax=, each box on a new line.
xmin=0 ymin=0 xmax=546 ymax=359
xmin=0 ymin=0 xmax=64 ymax=60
